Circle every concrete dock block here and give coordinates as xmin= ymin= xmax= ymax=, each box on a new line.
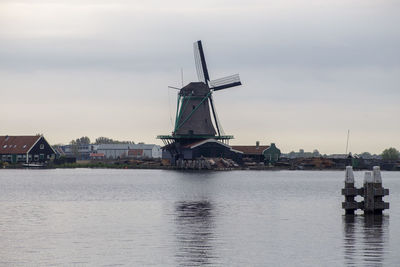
xmin=373 ymin=166 xmax=382 ymax=183
xmin=345 ymin=166 xmax=354 ymax=183
xmin=364 ymin=171 xmax=373 ymax=184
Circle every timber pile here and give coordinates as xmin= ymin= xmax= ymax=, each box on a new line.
xmin=342 ymin=166 xmax=389 ymax=215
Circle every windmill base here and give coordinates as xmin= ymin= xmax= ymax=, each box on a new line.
xmin=161 ymin=138 xmax=243 ymax=167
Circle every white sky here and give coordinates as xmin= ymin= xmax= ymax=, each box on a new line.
xmin=0 ymin=0 xmax=399 ymax=154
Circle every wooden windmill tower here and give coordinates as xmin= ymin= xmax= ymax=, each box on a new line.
xmin=158 ymin=40 xmax=242 ymax=161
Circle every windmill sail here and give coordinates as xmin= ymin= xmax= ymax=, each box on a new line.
xmin=193 ymin=40 xmax=210 ymax=84
xmin=209 ymin=94 xmax=225 ymax=136
xmin=210 ymin=74 xmax=241 ymax=91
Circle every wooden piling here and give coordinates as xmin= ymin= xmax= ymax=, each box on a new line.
xmin=372 ymin=166 xmax=389 ymax=214
xmin=342 ymin=166 xmax=389 ymax=215
xmin=342 ymin=166 xmax=359 ymax=215
xmin=363 ymin=171 xmax=375 ymax=214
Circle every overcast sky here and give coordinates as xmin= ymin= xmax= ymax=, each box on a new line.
xmin=1 ymin=0 xmax=399 ymax=154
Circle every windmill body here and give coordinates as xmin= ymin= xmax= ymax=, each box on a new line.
xmin=174 ymin=82 xmax=216 ymax=136
xmin=158 ymin=40 xmax=242 ymax=164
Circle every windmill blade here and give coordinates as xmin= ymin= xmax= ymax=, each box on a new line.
xmin=208 ymin=95 xmax=220 ymax=136
xmin=193 ymin=40 xmax=210 ymax=84
xmin=209 ymin=94 xmax=225 ymax=136
xmin=210 ymin=74 xmax=242 ymax=91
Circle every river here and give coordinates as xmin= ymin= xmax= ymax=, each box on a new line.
xmin=0 ymin=169 xmax=399 ymax=266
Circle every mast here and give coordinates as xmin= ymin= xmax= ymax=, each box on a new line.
xmin=345 ymin=129 xmax=350 ymax=155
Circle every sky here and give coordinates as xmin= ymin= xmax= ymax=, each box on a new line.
xmin=0 ymin=0 xmax=399 ymax=154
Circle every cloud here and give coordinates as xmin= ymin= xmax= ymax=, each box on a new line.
xmin=0 ymin=0 xmax=399 ymax=153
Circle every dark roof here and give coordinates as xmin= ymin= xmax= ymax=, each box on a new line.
xmin=180 ymin=82 xmax=210 ymax=96
xmin=183 ymin=139 xmax=243 ymax=153
xmin=182 ymin=140 xmax=206 ymax=149
xmin=53 ymin=146 xmax=65 ymax=156
xmin=231 ymin=145 xmax=270 ymax=155
xmin=0 ymin=135 xmax=41 ymax=154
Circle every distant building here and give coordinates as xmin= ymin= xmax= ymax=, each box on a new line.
xmin=97 ymin=143 xmax=161 ymax=159
xmin=0 ymin=135 xmax=56 ymax=163
xmin=128 ymin=143 xmax=162 ymax=159
xmin=90 ymin=153 xmax=105 ymax=160
xmin=61 ymin=144 xmax=98 ymax=160
xmin=283 ymin=149 xmax=321 ymax=159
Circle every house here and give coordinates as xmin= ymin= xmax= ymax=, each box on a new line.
xmin=0 ymin=135 xmax=56 ymax=163
xmin=231 ymin=142 xmax=281 ymax=164
xmin=231 ymin=141 xmax=271 ymax=162
xmin=263 ymin=143 xmax=281 ymax=164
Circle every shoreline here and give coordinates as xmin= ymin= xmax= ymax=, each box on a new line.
xmin=2 ymin=164 xmax=400 ymax=171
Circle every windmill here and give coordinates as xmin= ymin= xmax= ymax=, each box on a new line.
xmin=158 ymin=40 xmax=242 ymax=158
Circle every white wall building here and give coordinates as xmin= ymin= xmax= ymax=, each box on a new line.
xmin=97 ymin=144 xmax=161 ymax=159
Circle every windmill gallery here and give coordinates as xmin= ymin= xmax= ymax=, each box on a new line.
xmin=158 ymin=41 xmax=280 ymax=168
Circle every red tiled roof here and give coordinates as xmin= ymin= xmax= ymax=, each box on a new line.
xmin=90 ymin=153 xmax=105 ymax=157
xmin=231 ymin=145 xmax=270 ymax=155
xmin=0 ymin=135 xmax=41 ymax=154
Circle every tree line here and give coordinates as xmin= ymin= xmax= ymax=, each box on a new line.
xmin=283 ymin=147 xmax=399 ymax=161
xmin=70 ymin=136 xmax=135 ymax=145
xmin=381 ymin=147 xmax=399 ymax=161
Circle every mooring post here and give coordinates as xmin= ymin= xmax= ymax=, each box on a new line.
xmin=342 ymin=166 xmax=358 ymax=215
xmin=372 ymin=166 xmax=389 ymax=214
xmin=363 ymin=171 xmax=375 ymax=214
xmin=341 ymin=166 xmax=389 ymax=215
xmin=364 ymin=172 xmax=385 ymax=214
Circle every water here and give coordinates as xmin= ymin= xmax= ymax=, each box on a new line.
xmin=0 ymin=169 xmax=399 ymax=266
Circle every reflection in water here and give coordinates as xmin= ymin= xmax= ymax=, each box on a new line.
xmin=343 ymin=215 xmax=389 ymax=267
xmin=174 ymin=201 xmax=216 ymax=266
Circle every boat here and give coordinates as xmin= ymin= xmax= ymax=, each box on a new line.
xmin=23 ymin=163 xmax=45 ymax=168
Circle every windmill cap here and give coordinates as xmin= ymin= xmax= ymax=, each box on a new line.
xmin=373 ymin=166 xmax=382 ymax=183
xmin=364 ymin=171 xmax=373 ymax=183
xmin=345 ymin=166 xmax=354 ymax=183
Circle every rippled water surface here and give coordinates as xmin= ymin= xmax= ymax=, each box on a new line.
xmin=0 ymin=169 xmax=399 ymax=266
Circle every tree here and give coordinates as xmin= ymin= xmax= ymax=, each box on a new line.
xmin=381 ymin=147 xmax=399 ymax=161
xmin=76 ymin=136 xmax=90 ymax=145
xmin=95 ymin=137 xmax=114 ymax=144
xmin=359 ymin=152 xmax=372 ymax=159
xmin=69 ymin=136 xmax=91 ymax=158
xmin=94 ymin=136 xmax=135 ymax=145
xmin=69 ymin=140 xmax=79 ymax=158
xmin=70 ymin=136 xmax=91 ymax=145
